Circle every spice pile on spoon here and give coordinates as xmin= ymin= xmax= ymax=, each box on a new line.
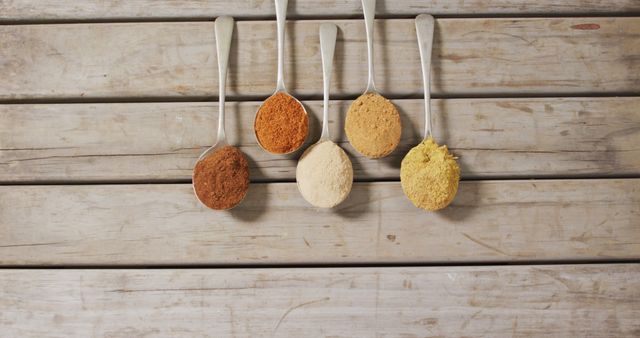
xmin=401 ymin=14 xmax=460 ymax=211
xmin=296 ymin=23 xmax=353 ymax=208
xmin=345 ymin=0 xmax=401 ymax=159
xmin=193 ymin=16 xmax=250 ymax=210
xmin=254 ymin=0 xmax=309 ymax=154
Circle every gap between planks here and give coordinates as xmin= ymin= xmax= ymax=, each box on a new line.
xmin=2 ymin=0 xmax=640 ymax=23
xmin=3 ymin=12 xmax=640 ymax=25
xmin=1 ymin=259 xmax=640 ymax=270
xmin=2 ymin=175 xmax=640 ymax=186
xmin=3 ymin=91 xmax=640 ymax=105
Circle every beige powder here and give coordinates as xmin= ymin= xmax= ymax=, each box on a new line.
xmin=345 ymin=92 xmax=401 ymax=158
xmin=296 ymin=140 xmax=353 ymax=208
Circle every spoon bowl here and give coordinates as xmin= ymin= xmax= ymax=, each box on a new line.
xmin=253 ymin=91 xmax=309 ymax=155
xmin=193 ymin=16 xmax=249 ymax=210
xmin=192 ymin=144 xmax=249 ymax=211
xmin=254 ymin=0 xmax=309 ymax=155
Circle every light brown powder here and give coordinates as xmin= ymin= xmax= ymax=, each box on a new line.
xmin=344 ymin=92 xmax=401 ymax=158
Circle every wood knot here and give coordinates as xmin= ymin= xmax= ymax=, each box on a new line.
xmin=571 ymin=23 xmax=600 ymax=30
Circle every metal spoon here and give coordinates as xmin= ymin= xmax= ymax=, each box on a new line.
xmin=344 ymin=0 xmax=401 ymax=159
xmin=415 ymin=14 xmax=435 ymax=140
xmin=296 ymin=23 xmax=353 ymax=208
xmin=254 ymin=0 xmax=309 ymax=155
xmin=195 ymin=16 xmax=233 ymax=161
xmin=400 ymin=14 xmax=459 ymax=211
xmin=362 ymin=0 xmax=378 ymax=94
xmin=193 ymin=16 xmax=247 ymax=209
xmin=319 ymin=23 xmax=338 ymax=142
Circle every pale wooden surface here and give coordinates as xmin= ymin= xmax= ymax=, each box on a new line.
xmin=2 ymin=97 xmax=638 ymax=182
xmin=1 ymin=179 xmax=638 ymax=265
xmin=1 ymin=265 xmax=639 ymax=337
xmin=2 ymin=0 xmax=639 ymax=20
xmin=2 ymin=18 xmax=639 ymax=100
xmin=2 ymin=1 xmax=639 ymax=336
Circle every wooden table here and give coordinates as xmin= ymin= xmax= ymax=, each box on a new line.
xmin=1 ymin=1 xmax=639 ymax=336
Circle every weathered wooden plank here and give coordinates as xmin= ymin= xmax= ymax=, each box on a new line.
xmin=2 ymin=18 xmax=638 ymax=100
xmin=2 ymin=0 xmax=639 ymax=21
xmin=1 ymin=265 xmax=639 ymax=337
xmin=1 ymin=97 xmax=638 ymax=182
xmin=0 ymin=179 xmax=638 ymax=265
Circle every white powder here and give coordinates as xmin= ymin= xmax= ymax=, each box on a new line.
xmin=296 ymin=140 xmax=353 ymax=208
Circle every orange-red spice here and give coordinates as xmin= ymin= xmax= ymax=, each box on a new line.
xmin=193 ymin=146 xmax=249 ymax=210
xmin=255 ymin=92 xmax=308 ymax=154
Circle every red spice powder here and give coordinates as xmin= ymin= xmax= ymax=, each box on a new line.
xmin=255 ymin=92 xmax=308 ymax=154
xmin=193 ymin=146 xmax=249 ymax=210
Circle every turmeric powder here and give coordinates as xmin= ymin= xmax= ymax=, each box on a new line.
xmin=400 ymin=137 xmax=459 ymax=211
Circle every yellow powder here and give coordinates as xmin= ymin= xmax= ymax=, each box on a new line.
xmin=400 ymin=137 xmax=460 ymax=211
xmin=345 ymin=92 xmax=401 ymax=158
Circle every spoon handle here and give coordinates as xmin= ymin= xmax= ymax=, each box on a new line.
xmin=275 ymin=0 xmax=288 ymax=92
xmin=215 ymin=16 xmax=234 ymax=144
xmin=319 ymin=23 xmax=337 ymax=140
xmin=362 ymin=0 xmax=376 ymax=93
xmin=415 ymin=14 xmax=435 ymax=140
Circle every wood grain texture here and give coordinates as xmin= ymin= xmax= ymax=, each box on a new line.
xmin=2 ymin=18 xmax=639 ymax=100
xmin=0 ymin=179 xmax=638 ymax=265
xmin=1 ymin=265 xmax=639 ymax=337
xmin=2 ymin=97 xmax=638 ymax=182
xmin=2 ymin=0 xmax=639 ymax=20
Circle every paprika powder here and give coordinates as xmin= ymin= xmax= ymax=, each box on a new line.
xmin=254 ymin=92 xmax=308 ymax=154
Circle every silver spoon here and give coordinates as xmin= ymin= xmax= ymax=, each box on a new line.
xmin=416 ymin=14 xmax=435 ymax=140
xmin=399 ymin=14 xmax=459 ymax=211
xmin=193 ymin=16 xmax=247 ymax=209
xmin=254 ymin=0 xmax=309 ymax=155
xmin=296 ymin=23 xmax=353 ymax=208
xmin=319 ymin=23 xmax=338 ymax=142
xmin=344 ymin=0 xmax=402 ymax=159
xmin=362 ymin=0 xmax=377 ymax=94
xmin=196 ymin=16 xmax=233 ymax=161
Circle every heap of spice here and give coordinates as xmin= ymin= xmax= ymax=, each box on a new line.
xmin=400 ymin=137 xmax=459 ymax=211
xmin=345 ymin=92 xmax=401 ymax=158
xmin=193 ymin=146 xmax=249 ymax=210
xmin=296 ymin=140 xmax=353 ymax=208
xmin=255 ymin=92 xmax=309 ymax=154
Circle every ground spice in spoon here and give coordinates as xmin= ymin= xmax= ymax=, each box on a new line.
xmin=255 ymin=92 xmax=309 ymax=154
xmin=345 ymin=92 xmax=402 ymax=158
xmin=296 ymin=140 xmax=353 ymax=208
xmin=193 ymin=146 xmax=249 ymax=210
xmin=400 ymin=137 xmax=459 ymax=211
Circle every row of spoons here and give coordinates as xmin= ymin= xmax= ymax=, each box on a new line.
xmin=193 ymin=0 xmax=459 ymax=211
